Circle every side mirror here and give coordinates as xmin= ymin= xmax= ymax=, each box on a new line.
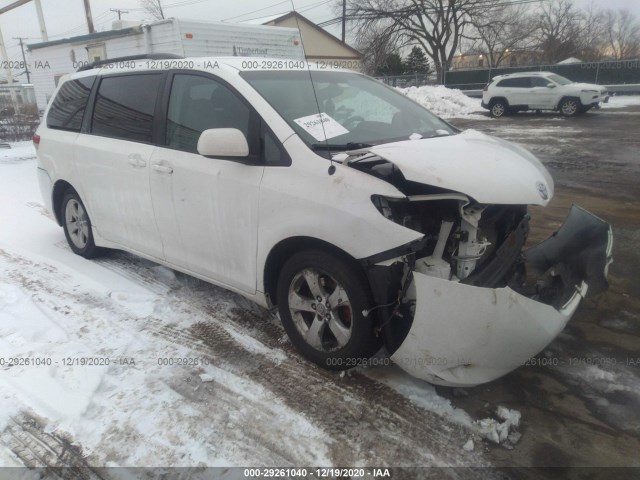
xmin=197 ymin=128 xmax=249 ymax=157
xmin=547 ymin=83 xmax=556 ymax=88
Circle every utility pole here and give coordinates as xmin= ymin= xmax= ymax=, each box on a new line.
xmin=110 ymin=8 xmax=129 ymax=20
xmin=83 ymin=0 xmax=95 ymax=33
xmin=341 ymin=0 xmax=346 ymax=43
xmin=33 ymin=0 xmax=48 ymax=41
xmin=14 ymin=37 xmax=31 ymax=83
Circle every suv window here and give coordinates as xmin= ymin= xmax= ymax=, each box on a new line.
xmin=167 ymin=74 xmax=251 ymax=153
xmin=91 ymin=74 xmax=162 ymax=143
xmin=47 ymin=77 xmax=95 ymax=132
xmin=530 ymin=77 xmax=550 ymax=87
xmin=497 ymin=77 xmax=530 ymax=88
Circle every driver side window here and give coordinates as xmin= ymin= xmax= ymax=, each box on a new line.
xmin=531 ymin=77 xmax=550 ymax=87
xmin=166 ymin=74 xmax=251 ymax=153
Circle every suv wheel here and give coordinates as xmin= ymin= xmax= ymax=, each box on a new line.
xmin=276 ymin=250 xmax=381 ymax=370
xmin=490 ymin=99 xmax=508 ymax=118
xmin=559 ymin=98 xmax=580 ymax=117
xmin=62 ymin=189 xmax=103 ymax=258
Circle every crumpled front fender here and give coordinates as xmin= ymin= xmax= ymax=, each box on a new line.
xmin=389 ymin=206 xmax=612 ymax=387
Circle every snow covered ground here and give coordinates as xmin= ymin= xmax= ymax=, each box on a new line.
xmin=601 ymin=95 xmax=640 ymax=109
xmin=397 ymin=85 xmax=486 ymax=119
xmin=0 ymin=141 xmax=519 ymax=468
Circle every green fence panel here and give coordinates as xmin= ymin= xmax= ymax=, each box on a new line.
xmin=444 ymin=60 xmax=640 ymax=90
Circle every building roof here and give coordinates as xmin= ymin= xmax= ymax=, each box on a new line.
xmin=557 ymin=57 xmax=583 ymax=64
xmin=262 ymin=11 xmax=361 ymax=57
xmin=27 ymin=26 xmax=144 ymax=51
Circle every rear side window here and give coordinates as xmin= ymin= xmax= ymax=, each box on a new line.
xmin=497 ymin=77 xmax=530 ymax=88
xmin=91 ymin=74 xmax=162 ymax=143
xmin=47 ymin=77 xmax=95 ymax=131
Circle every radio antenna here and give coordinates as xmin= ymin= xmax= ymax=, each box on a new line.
xmin=290 ymin=1 xmax=335 ymax=175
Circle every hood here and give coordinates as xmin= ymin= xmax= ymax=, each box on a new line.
xmin=364 ymin=129 xmax=554 ymax=206
xmin=571 ymin=82 xmax=606 ymax=91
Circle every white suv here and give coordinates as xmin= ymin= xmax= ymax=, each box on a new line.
xmin=482 ymin=71 xmax=609 ymax=117
xmin=35 ymin=55 xmax=612 ymax=386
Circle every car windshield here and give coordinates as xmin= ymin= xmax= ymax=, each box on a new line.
xmin=240 ymin=70 xmax=456 ymax=149
xmin=548 ymin=74 xmax=573 ymax=85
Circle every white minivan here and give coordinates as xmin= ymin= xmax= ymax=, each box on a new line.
xmin=35 ymin=55 xmax=613 ymax=386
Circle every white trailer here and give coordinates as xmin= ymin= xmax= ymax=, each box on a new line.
xmin=27 ymin=18 xmax=305 ymax=110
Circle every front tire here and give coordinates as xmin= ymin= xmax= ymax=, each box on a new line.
xmin=62 ymin=189 xmax=103 ymax=258
xmin=559 ymin=98 xmax=581 ymax=117
xmin=276 ymin=250 xmax=381 ymax=370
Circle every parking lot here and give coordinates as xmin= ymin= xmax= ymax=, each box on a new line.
xmin=450 ymin=104 xmax=640 ymax=470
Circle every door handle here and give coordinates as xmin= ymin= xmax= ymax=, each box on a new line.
xmin=127 ymin=154 xmax=146 ymax=168
xmin=152 ymin=164 xmax=173 ymax=174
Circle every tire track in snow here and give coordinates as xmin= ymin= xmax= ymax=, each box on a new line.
xmin=1 ymin=413 xmax=104 ymax=478
xmin=0 ymin=247 xmax=489 ymax=467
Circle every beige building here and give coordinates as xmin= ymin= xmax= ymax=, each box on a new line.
xmin=263 ymin=12 xmax=363 ymax=71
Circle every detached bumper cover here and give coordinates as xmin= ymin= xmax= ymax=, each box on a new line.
xmin=390 ymin=206 xmax=612 ymax=387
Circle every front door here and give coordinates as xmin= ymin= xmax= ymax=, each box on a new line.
xmin=149 ymin=73 xmax=264 ymax=293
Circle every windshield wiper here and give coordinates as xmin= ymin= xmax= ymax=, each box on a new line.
xmin=311 ymin=142 xmax=373 ymax=151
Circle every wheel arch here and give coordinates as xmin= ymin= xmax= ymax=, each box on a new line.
xmin=263 ymin=236 xmax=367 ymax=307
xmin=489 ymin=96 xmax=509 ymax=107
xmin=52 ymin=179 xmax=76 ymax=226
xmin=557 ymin=95 xmax=581 ymax=109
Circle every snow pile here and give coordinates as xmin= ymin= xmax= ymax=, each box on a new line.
xmin=397 ymin=85 xmax=485 ymax=119
xmin=364 ymin=366 xmax=523 ymax=447
xmin=475 ymin=406 xmax=522 ymax=445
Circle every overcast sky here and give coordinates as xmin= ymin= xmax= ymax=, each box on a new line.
xmin=0 ymin=0 xmax=639 ymax=81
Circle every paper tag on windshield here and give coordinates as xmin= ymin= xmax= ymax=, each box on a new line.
xmin=293 ymin=113 xmax=349 ymax=141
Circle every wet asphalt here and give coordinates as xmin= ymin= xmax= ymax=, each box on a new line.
xmin=447 ymin=106 xmax=640 ymax=471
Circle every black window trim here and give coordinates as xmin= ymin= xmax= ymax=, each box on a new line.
xmin=84 ymin=71 xmax=168 ymax=146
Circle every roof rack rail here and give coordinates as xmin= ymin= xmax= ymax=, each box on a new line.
xmin=77 ymin=53 xmax=185 ymax=72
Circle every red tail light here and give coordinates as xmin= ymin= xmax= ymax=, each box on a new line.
xmin=33 ymin=133 xmax=40 ymax=148
xmin=482 ymin=84 xmax=489 ymax=92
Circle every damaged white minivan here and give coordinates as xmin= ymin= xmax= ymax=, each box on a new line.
xmin=35 ymin=56 xmax=613 ymax=386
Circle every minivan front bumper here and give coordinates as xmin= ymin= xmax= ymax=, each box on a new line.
xmin=385 ymin=206 xmax=613 ymax=386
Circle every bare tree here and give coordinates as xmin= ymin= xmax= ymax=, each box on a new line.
xmin=467 ymin=3 xmax=538 ymax=68
xmin=604 ymin=9 xmax=640 ymax=60
xmin=534 ymin=0 xmax=582 ymax=63
xmin=354 ymin=22 xmax=406 ymax=75
xmin=140 ymin=0 xmax=165 ymax=20
xmin=347 ymin=0 xmax=498 ymax=83
xmin=574 ymin=3 xmax=606 ymax=61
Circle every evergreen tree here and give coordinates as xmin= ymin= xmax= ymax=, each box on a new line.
xmin=375 ymin=53 xmax=405 ymax=75
xmin=404 ymin=46 xmax=430 ymax=74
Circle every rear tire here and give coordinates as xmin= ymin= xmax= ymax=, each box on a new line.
xmin=489 ymin=99 xmax=508 ymax=118
xmin=61 ymin=189 xmax=103 ymax=259
xmin=276 ymin=250 xmax=381 ymax=371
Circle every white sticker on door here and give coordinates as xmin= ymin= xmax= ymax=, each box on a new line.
xmin=293 ymin=112 xmax=349 ymax=141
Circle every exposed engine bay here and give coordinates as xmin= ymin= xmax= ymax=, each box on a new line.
xmin=343 ymin=152 xmax=613 ymax=386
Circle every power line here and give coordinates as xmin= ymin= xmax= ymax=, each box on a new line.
xmin=110 ymin=8 xmax=129 ymax=20
xmin=221 ymin=0 xmax=292 ymax=21
xmin=318 ymin=0 xmax=546 ymax=27
xmin=221 ymin=0 xmax=327 ymax=22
